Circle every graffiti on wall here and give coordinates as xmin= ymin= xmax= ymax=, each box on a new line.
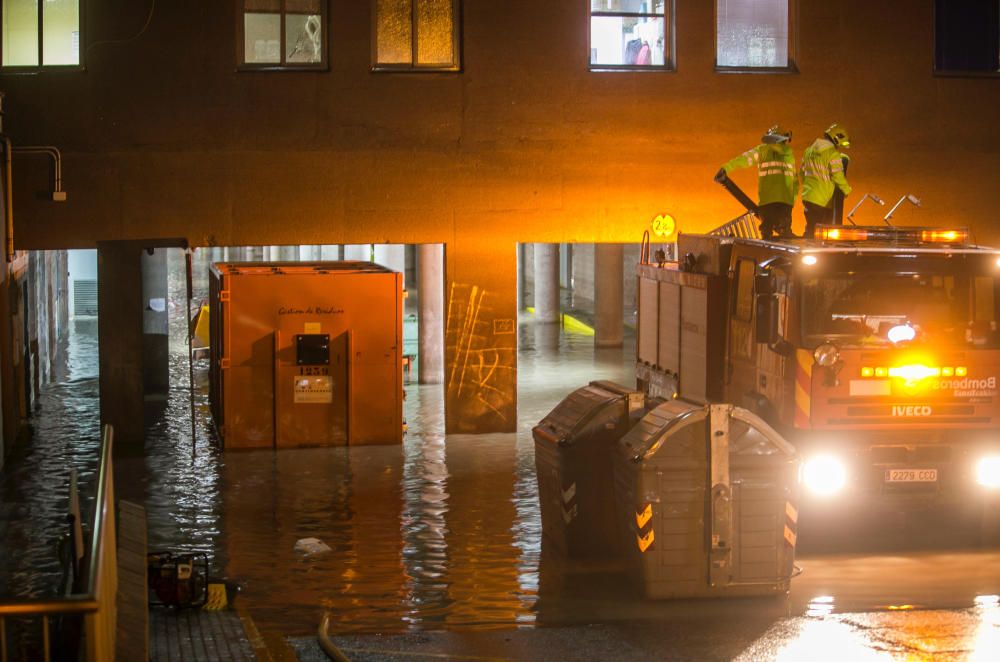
xmin=445 ymin=283 xmax=516 ymax=430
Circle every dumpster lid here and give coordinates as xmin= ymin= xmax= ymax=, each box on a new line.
xmin=533 ymin=381 xmax=641 ymax=446
xmin=619 ymin=401 xmax=796 ymax=462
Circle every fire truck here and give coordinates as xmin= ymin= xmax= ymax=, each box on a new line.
xmin=635 ymin=221 xmax=1000 ymax=535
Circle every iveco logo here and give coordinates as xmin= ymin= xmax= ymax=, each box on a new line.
xmin=891 ymin=405 xmax=932 ymax=417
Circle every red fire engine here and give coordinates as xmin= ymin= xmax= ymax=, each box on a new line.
xmin=636 ymin=223 xmax=1000 ymax=537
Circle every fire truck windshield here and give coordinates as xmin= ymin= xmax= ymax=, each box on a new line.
xmin=801 ymin=272 xmax=1000 ymax=348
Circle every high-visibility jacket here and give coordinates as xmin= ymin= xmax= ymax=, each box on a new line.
xmin=800 ymin=138 xmax=852 ymax=207
xmin=722 ymin=143 xmax=798 ymax=206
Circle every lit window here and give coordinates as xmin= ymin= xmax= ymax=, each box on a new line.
xmin=935 ymin=0 xmax=1000 ymax=75
xmin=2 ymin=0 xmax=79 ymax=68
xmin=374 ymin=0 xmax=460 ymax=71
xmin=716 ymin=0 xmax=794 ymax=71
xmin=240 ymin=0 xmax=327 ymax=70
xmin=590 ymin=1 xmax=674 ymax=70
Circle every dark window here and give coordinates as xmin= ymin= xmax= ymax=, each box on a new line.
xmin=1 ymin=0 xmax=80 ymax=68
xmin=239 ymin=0 xmax=327 ymax=70
xmin=935 ymin=0 xmax=1000 ymax=74
xmin=590 ymin=1 xmax=674 ymax=71
xmin=373 ymin=0 xmax=460 ymax=71
xmin=715 ymin=0 xmax=795 ymax=72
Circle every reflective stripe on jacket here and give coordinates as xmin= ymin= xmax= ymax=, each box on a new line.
xmin=722 ymin=143 xmax=797 ymax=206
xmin=800 ymin=138 xmax=852 ymax=207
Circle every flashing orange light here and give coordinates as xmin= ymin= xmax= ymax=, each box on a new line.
xmin=874 ymin=367 xmax=887 ymax=377
xmin=941 ymin=367 xmax=954 ymax=377
xmin=920 ymin=229 xmax=968 ymax=243
xmin=889 ymin=365 xmax=941 ymax=381
xmin=956 ymin=366 xmax=968 ymax=377
xmin=815 ymin=224 xmax=970 ymax=244
xmin=860 ymin=367 xmax=874 ymax=377
xmin=819 ymin=227 xmax=868 ymax=242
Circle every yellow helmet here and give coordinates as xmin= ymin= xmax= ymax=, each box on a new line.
xmin=762 ymin=124 xmax=792 ymax=144
xmin=825 ymin=123 xmax=850 ymax=149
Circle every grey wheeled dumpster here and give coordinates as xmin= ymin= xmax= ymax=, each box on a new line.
xmin=533 ymin=381 xmax=647 ymax=558
xmin=614 ymin=400 xmax=799 ymax=598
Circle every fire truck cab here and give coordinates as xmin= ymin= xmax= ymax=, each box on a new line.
xmin=636 ymin=224 xmax=1000 ymax=522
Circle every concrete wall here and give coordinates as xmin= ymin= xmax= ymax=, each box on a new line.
xmin=0 ymin=250 xmax=69 ymax=465
xmin=2 ymin=1 xmax=998 ymax=432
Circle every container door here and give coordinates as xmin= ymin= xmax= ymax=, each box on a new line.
xmin=274 ymin=324 xmax=349 ymax=447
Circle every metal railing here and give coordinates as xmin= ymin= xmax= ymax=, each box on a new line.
xmin=0 ymin=425 xmax=117 ymax=661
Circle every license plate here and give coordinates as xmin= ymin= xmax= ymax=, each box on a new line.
xmin=884 ymin=469 xmax=938 ymax=483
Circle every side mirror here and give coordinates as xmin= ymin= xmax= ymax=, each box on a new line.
xmin=755 ymin=294 xmax=780 ymax=345
xmin=754 ymin=273 xmax=774 ymax=295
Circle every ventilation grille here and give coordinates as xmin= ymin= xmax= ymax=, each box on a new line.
xmin=73 ymin=279 xmax=98 ymax=317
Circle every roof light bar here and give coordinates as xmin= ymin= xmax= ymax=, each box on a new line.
xmin=815 ymin=225 xmax=969 ymax=245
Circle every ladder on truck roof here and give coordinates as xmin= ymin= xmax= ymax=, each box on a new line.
xmin=709 ymin=212 xmax=761 ymax=240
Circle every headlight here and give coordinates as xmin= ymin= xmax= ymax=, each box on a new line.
xmin=813 ymin=343 xmax=840 ymax=367
xmin=976 ymin=456 xmax=1000 ymax=488
xmin=802 ymin=455 xmax=848 ymax=496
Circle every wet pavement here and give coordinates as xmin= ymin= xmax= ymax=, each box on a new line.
xmin=2 ymin=250 xmax=1000 ymax=659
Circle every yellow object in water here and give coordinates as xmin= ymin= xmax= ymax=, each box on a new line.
xmin=203 ymin=582 xmax=228 ymax=610
xmin=192 ymin=303 xmax=210 ymax=349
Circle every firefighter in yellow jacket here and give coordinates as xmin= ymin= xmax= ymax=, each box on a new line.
xmin=801 ymin=123 xmax=852 ymax=238
xmin=715 ymin=125 xmax=797 ymax=239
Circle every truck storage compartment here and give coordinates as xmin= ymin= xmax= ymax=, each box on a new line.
xmin=209 ymin=261 xmax=403 ymax=449
xmin=533 ymin=381 xmax=647 ymax=558
xmin=614 ymin=401 xmax=799 ymax=599
xmin=635 ymin=262 xmax=728 ymax=404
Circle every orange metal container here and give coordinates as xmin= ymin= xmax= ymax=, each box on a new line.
xmin=209 ymin=261 xmax=403 ymax=448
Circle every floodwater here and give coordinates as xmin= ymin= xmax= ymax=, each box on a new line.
xmin=3 ymin=250 xmax=1000 ymax=659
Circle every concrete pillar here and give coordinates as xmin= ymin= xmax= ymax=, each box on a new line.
xmin=344 ymin=244 xmax=371 ymax=262
xmin=298 ymin=245 xmax=321 ymax=261
xmin=560 ymin=243 xmax=573 ymax=290
xmin=98 ymin=242 xmax=145 ymax=444
xmin=533 ymin=243 xmax=560 ymax=323
xmin=516 ymin=244 xmax=526 ymax=311
xmin=594 ymin=243 xmax=624 ymax=348
xmin=320 ymin=245 xmax=341 ymax=261
xmin=445 ymin=232 xmax=517 ymax=433
xmin=142 ymin=249 xmax=170 ymax=399
xmin=417 ymin=244 xmax=444 ymax=384
xmin=375 ymin=244 xmax=406 ymax=288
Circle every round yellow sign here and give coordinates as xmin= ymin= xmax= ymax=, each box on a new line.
xmin=652 ymin=214 xmax=676 ymax=238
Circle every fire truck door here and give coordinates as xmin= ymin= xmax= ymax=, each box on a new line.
xmin=755 ymin=271 xmax=789 ymax=419
xmin=727 ymin=258 xmax=758 ymax=407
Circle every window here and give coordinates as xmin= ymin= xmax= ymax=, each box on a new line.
xmin=716 ymin=0 xmax=793 ymax=71
xmin=239 ymin=0 xmax=327 ymax=70
xmin=2 ymin=0 xmax=79 ymax=68
xmin=590 ymin=1 xmax=674 ymax=70
xmin=935 ymin=0 xmax=999 ymax=75
xmin=373 ymin=0 xmax=460 ymax=71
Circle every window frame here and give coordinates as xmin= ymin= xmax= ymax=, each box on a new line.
xmin=932 ymin=0 xmax=1000 ymax=78
xmin=370 ymin=0 xmax=462 ymax=73
xmin=237 ymin=0 xmax=329 ymax=72
xmin=713 ymin=0 xmax=798 ymax=74
xmin=0 ymin=0 xmax=84 ymax=72
xmin=588 ymin=0 xmax=676 ymax=72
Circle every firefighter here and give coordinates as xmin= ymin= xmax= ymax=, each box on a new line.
xmin=714 ymin=125 xmax=797 ymax=240
xmin=801 ymin=123 xmax=852 ymax=238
